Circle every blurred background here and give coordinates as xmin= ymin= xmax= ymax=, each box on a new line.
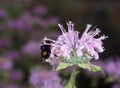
xmin=0 ymin=0 xmax=120 ymax=88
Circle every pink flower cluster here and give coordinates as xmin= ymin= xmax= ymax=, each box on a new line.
xmin=43 ymin=21 xmax=107 ymax=64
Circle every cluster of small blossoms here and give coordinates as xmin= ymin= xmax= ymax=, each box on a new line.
xmin=42 ymin=21 xmax=107 ymax=65
xmin=29 ymin=68 xmax=63 ymax=88
xmin=104 ymin=57 xmax=120 ymax=79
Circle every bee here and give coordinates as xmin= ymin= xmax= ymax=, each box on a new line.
xmin=40 ymin=40 xmax=51 ymax=62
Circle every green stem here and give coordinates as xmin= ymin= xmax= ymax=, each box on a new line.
xmin=72 ymin=65 xmax=76 ymax=88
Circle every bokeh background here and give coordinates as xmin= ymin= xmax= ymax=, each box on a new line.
xmin=0 ymin=0 xmax=120 ymax=88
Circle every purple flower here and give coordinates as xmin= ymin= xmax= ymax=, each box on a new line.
xmin=20 ymin=12 xmax=31 ymax=21
xmin=112 ymin=83 xmax=120 ymax=88
xmin=0 ymin=9 xmax=7 ymax=18
xmin=4 ymin=50 xmax=20 ymax=60
xmin=79 ymin=24 xmax=107 ymax=60
xmin=29 ymin=68 xmax=63 ymax=88
xmin=8 ymin=12 xmax=33 ymax=31
xmin=38 ymin=18 xmax=49 ymax=28
xmin=0 ymin=57 xmax=13 ymax=71
xmin=0 ymin=38 xmax=11 ymax=47
xmin=42 ymin=21 xmax=107 ymax=65
xmin=16 ymin=13 xmax=33 ymax=30
xmin=22 ymin=41 xmax=40 ymax=55
xmin=104 ymin=57 xmax=120 ymax=79
xmin=8 ymin=70 xmax=23 ymax=81
xmin=33 ymin=6 xmax=47 ymax=15
xmin=48 ymin=17 xmax=59 ymax=25
xmin=44 ymin=21 xmax=79 ymax=59
xmin=8 ymin=19 xmax=16 ymax=29
xmin=16 ymin=19 xmax=32 ymax=31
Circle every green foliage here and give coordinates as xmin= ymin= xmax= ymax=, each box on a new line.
xmin=78 ymin=63 xmax=103 ymax=72
xmin=78 ymin=63 xmax=91 ymax=71
xmin=56 ymin=62 xmax=73 ymax=70
xmin=90 ymin=64 xmax=102 ymax=72
xmin=64 ymin=71 xmax=77 ymax=88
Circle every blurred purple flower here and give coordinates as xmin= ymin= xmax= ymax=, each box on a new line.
xmin=0 ymin=9 xmax=7 ymax=18
xmin=2 ymin=84 xmax=19 ymax=88
xmin=39 ymin=18 xmax=49 ymax=28
xmin=0 ymin=38 xmax=11 ymax=47
xmin=0 ymin=57 xmax=13 ymax=71
xmin=104 ymin=57 xmax=120 ymax=79
xmin=32 ymin=16 xmax=48 ymax=28
xmin=9 ymin=70 xmax=23 ymax=81
xmin=4 ymin=50 xmax=20 ymax=60
xmin=33 ymin=6 xmax=47 ymax=15
xmin=8 ymin=19 xmax=18 ymax=30
xmin=112 ymin=83 xmax=120 ymax=88
xmin=29 ymin=68 xmax=63 ymax=88
xmin=16 ymin=19 xmax=32 ymax=31
xmin=22 ymin=41 xmax=40 ymax=55
xmin=20 ymin=12 xmax=31 ymax=21
xmin=48 ymin=17 xmax=59 ymax=25
xmin=8 ymin=12 xmax=33 ymax=31
xmin=17 ymin=13 xmax=32 ymax=30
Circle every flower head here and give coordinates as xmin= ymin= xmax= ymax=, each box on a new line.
xmin=78 ymin=24 xmax=108 ymax=60
xmin=42 ymin=21 xmax=107 ymax=65
xmin=0 ymin=57 xmax=13 ymax=71
xmin=22 ymin=41 xmax=40 ymax=55
xmin=104 ymin=57 xmax=120 ymax=79
xmin=29 ymin=68 xmax=63 ymax=88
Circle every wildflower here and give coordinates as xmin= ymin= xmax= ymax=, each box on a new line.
xmin=33 ymin=6 xmax=47 ymax=15
xmin=9 ymin=70 xmax=23 ymax=81
xmin=42 ymin=21 xmax=107 ymax=65
xmin=0 ymin=9 xmax=7 ymax=18
xmin=112 ymin=83 xmax=120 ymax=88
xmin=0 ymin=38 xmax=11 ymax=47
xmin=78 ymin=24 xmax=107 ymax=60
xmin=4 ymin=50 xmax=20 ymax=60
xmin=22 ymin=41 xmax=40 ymax=55
xmin=0 ymin=57 xmax=13 ymax=71
xmin=29 ymin=68 xmax=63 ymax=88
xmin=104 ymin=57 xmax=120 ymax=79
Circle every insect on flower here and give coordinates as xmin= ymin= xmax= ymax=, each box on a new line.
xmin=41 ymin=21 xmax=107 ymax=65
xmin=40 ymin=37 xmax=60 ymax=63
xmin=40 ymin=39 xmax=51 ymax=62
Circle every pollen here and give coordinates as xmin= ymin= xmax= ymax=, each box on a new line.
xmin=43 ymin=51 xmax=48 ymax=56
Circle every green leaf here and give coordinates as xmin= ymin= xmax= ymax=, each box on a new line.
xmin=90 ymin=64 xmax=102 ymax=72
xmin=105 ymin=76 xmax=114 ymax=83
xmin=64 ymin=71 xmax=77 ymax=88
xmin=78 ymin=63 xmax=91 ymax=71
xmin=90 ymin=64 xmax=105 ymax=76
xmin=56 ymin=63 xmax=73 ymax=71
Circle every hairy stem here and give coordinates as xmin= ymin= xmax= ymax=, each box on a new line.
xmin=72 ymin=65 xmax=76 ymax=88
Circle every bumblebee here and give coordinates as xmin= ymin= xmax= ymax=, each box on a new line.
xmin=40 ymin=40 xmax=51 ymax=62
